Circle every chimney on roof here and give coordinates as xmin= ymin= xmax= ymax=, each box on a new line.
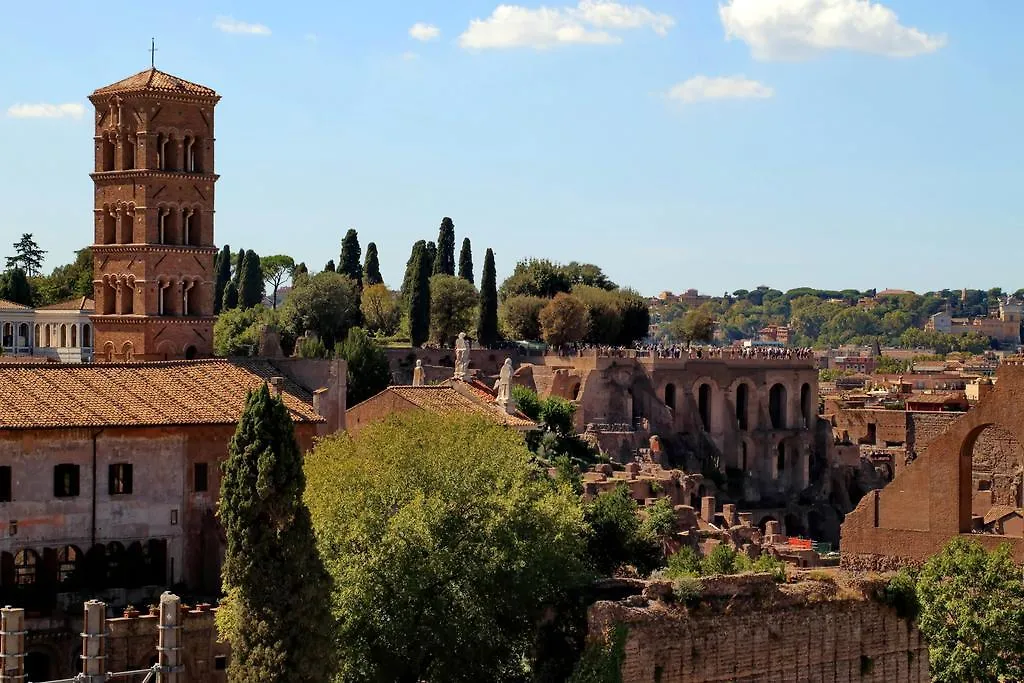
xmin=269 ymin=376 xmax=284 ymax=399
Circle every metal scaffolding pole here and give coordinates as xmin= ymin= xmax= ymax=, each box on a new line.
xmin=155 ymin=593 xmax=181 ymax=683
xmin=81 ymin=600 xmax=106 ymax=683
xmin=0 ymin=606 xmax=25 ymax=683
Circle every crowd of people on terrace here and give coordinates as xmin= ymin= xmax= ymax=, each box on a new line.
xmin=544 ymin=342 xmax=815 ymax=361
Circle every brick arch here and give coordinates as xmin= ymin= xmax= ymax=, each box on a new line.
xmin=726 ymin=377 xmax=758 ymax=430
xmin=690 ymin=376 xmax=720 ymax=433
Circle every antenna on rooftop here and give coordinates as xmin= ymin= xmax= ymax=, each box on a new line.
xmin=149 ymin=38 xmax=158 ymax=69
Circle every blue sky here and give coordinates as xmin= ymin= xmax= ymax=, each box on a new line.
xmin=2 ymin=1 xmax=1022 ymax=296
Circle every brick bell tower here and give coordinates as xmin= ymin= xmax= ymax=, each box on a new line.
xmin=88 ymin=67 xmax=220 ymax=361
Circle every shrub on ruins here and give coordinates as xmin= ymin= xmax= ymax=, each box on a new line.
xmin=334 ymin=326 xmax=391 ymax=406
xmin=304 ymin=412 xmax=589 ymax=682
xmin=584 ymin=485 xmax=662 ymax=577
xmin=217 ymin=384 xmax=336 ymax=683
xmin=500 ymin=295 xmax=547 ymax=340
xmin=512 ymin=385 xmax=599 ymax=470
xmin=213 ymin=305 xmax=285 ymax=357
xmin=281 ymin=270 xmax=360 ymax=349
xmin=539 ymin=293 xmax=589 ymax=348
xmin=915 ymin=538 xmax=1024 ymax=683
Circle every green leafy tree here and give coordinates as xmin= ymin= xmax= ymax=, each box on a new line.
xmin=615 ymin=290 xmax=651 ymax=345
xmin=458 ymin=238 xmax=473 ymax=284
xmin=364 ymin=242 xmax=383 ymax=287
xmin=573 ymin=285 xmax=622 ymax=345
xmin=434 ymin=217 xmax=456 ymax=276
xmin=7 ymin=233 xmax=46 ymax=277
xmin=324 ymin=259 xmax=336 ymax=273
xmin=282 ymin=271 xmax=360 ymax=349
xmin=539 ymin=293 xmax=589 ymax=347
xmin=500 ymin=295 xmax=546 ymax=341
xmin=561 ymin=262 xmax=616 ymax=290
xmin=217 ymin=384 xmax=336 ymax=683
xmin=499 ymin=259 xmax=572 ymax=300
xmin=0 ymin=268 xmax=32 ymax=306
xmin=360 ymin=283 xmax=402 ymax=336
xmin=222 ymin=281 xmax=239 ymax=311
xmin=335 ymin=326 xmax=392 ymax=406
xmin=292 ymin=262 xmax=309 ymax=286
xmin=238 ymin=250 xmax=265 ymax=309
xmin=408 ymin=244 xmax=431 ymax=347
xmin=214 ymin=305 xmax=282 ymax=357
xmin=667 ymin=308 xmax=715 ymax=344
xmin=476 ymin=248 xmax=499 ymax=346
xmin=304 ymin=412 xmax=589 ymax=682
xmin=31 ymin=247 xmax=93 ymax=307
xmin=214 ymin=245 xmax=232 ymax=314
xmin=340 ymin=229 xmax=363 ymax=287
xmin=916 ymin=538 xmax=1024 ymax=682
xmin=584 ymin=486 xmax=661 ymax=576
xmin=429 ymin=274 xmax=478 ymax=346
xmin=261 ymin=254 xmax=295 ymax=310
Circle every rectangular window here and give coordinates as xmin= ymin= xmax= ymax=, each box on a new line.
xmin=54 ymin=464 xmax=80 ymax=498
xmin=0 ymin=466 xmax=10 ymax=502
xmin=194 ymin=462 xmax=209 ymax=493
xmin=109 ymin=463 xmax=133 ymax=495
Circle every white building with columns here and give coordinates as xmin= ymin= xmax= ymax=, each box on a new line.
xmin=0 ymin=297 xmax=94 ymax=362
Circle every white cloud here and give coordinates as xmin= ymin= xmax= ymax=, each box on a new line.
xmin=719 ymin=0 xmax=946 ymax=61
xmin=213 ymin=16 xmax=271 ymax=36
xmin=409 ymin=22 xmax=441 ymax=41
xmin=458 ymin=1 xmax=674 ymax=50
xmin=7 ymin=103 xmax=85 ymax=119
xmin=665 ymin=76 xmax=774 ymax=103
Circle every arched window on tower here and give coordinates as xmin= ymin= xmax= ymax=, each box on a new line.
xmin=102 ymin=280 xmax=116 ymax=315
xmin=183 ymin=209 xmax=197 ymax=246
xmin=102 ymin=209 xmax=116 ymax=245
xmin=123 ymin=342 xmax=134 ymax=362
xmin=123 ymin=135 xmax=136 ymax=170
xmin=187 ymin=210 xmax=201 ymax=246
xmin=100 ymin=136 xmax=115 ymax=172
xmin=120 ymin=281 xmax=134 ymax=315
xmin=159 ymin=280 xmax=173 ymax=316
xmin=183 ymin=281 xmax=197 ymax=316
xmin=157 ymin=133 xmax=168 ymax=170
xmin=184 ymin=136 xmax=196 ymax=172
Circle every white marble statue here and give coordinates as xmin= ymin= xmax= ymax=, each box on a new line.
xmin=496 ymin=358 xmax=514 ymax=412
xmin=454 ymin=332 xmax=470 ymax=380
xmin=412 ymin=359 xmax=425 ymax=386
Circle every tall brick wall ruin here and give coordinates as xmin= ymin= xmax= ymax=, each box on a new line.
xmin=588 ymin=584 xmax=928 ymax=683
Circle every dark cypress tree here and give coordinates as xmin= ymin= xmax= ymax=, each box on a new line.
xmin=324 ymin=259 xmax=336 ymax=273
xmin=214 ymin=244 xmax=232 ymax=314
xmin=0 ymin=268 xmax=32 ymax=306
xmin=364 ymin=242 xmax=383 ymax=286
xmin=222 ymin=281 xmax=239 ymax=311
xmin=424 ymin=241 xmax=437 ymax=277
xmin=477 ymin=248 xmax=499 ymax=347
xmin=458 ymin=238 xmax=474 ymax=284
xmin=232 ymin=248 xmax=245 ymax=286
xmin=408 ymin=244 xmax=431 ymax=347
xmin=434 ymin=217 xmax=456 ymax=276
xmin=336 ymin=326 xmax=392 ymax=406
xmin=340 ymin=229 xmax=363 ymax=287
xmin=219 ymin=384 xmax=336 ymax=682
xmin=401 ymin=240 xmax=426 ymax=303
xmin=238 ymin=250 xmax=264 ymax=309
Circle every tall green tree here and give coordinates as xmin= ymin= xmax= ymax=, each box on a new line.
xmin=7 ymin=233 xmax=46 ymax=277
xmin=31 ymin=248 xmax=92 ymax=307
xmin=428 ymin=275 xmax=478 ymax=346
xmin=232 ymin=248 xmax=245 ymax=286
xmin=238 ymin=250 xmax=265 ymax=309
xmin=303 ymin=412 xmax=588 ymax=682
xmin=282 ymin=271 xmax=360 ymax=349
xmin=364 ymin=242 xmax=383 ymax=286
xmin=222 ymin=281 xmax=239 ymax=311
xmin=477 ymin=248 xmax=499 ymax=347
xmin=458 ymin=238 xmax=473 ymax=284
xmin=916 ymin=538 xmax=1024 ymax=682
xmin=324 ymin=259 xmax=336 ymax=273
xmin=340 ymin=229 xmax=363 ymax=287
xmin=424 ymin=241 xmax=437 ymax=277
xmin=214 ymin=245 xmax=232 ymax=314
xmin=217 ymin=384 xmax=336 ymax=683
xmin=400 ymin=240 xmax=426 ymax=303
xmin=261 ymin=254 xmax=295 ymax=310
xmin=434 ymin=217 xmax=456 ymax=276
xmin=335 ymin=326 xmax=392 ymax=406
xmin=539 ymin=293 xmax=588 ymax=347
xmin=0 ymin=268 xmax=32 ymax=306
xmin=408 ymin=244 xmax=431 ymax=347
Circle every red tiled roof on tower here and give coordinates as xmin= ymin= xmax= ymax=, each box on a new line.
xmin=91 ymin=68 xmax=219 ymax=98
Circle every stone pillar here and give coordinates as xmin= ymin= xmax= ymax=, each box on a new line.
xmin=700 ymin=495 xmax=716 ymax=523
xmin=738 ymin=512 xmax=753 ymax=527
xmin=722 ymin=503 xmax=737 ymax=527
xmin=624 ymin=462 xmax=640 ymax=480
xmin=0 ymin=606 xmax=25 ymax=683
xmin=82 ymin=599 xmax=106 ymax=682
xmin=765 ymin=520 xmax=780 ymax=538
xmin=157 ymin=592 xmax=182 ymax=683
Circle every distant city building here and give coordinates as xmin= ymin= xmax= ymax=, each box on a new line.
xmin=758 ymin=324 xmax=791 ymax=346
xmin=0 ymin=297 xmax=94 ymax=362
xmin=925 ymin=295 xmax=1022 ymax=347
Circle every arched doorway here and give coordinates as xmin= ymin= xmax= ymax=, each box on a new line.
xmin=776 ymin=442 xmax=786 ymax=478
xmin=784 ymin=513 xmax=806 ymax=538
xmin=184 ymin=345 xmax=197 ymax=360
xmin=736 ymin=383 xmax=749 ymax=430
xmin=769 ymin=384 xmax=787 ymax=429
xmin=664 ymin=383 xmax=676 ymax=410
xmin=962 ymin=423 xmax=1024 ymax=527
xmin=698 ymin=383 xmax=711 ymax=431
xmin=25 ymin=651 xmax=52 ymax=681
xmin=800 ymin=383 xmax=812 ymax=428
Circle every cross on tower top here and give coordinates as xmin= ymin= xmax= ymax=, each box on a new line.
xmin=149 ymin=38 xmax=158 ymax=69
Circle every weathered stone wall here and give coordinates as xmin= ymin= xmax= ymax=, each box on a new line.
xmin=589 ymin=595 xmax=928 ymax=682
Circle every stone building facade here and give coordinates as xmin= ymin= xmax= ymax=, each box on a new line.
xmin=88 ymin=69 xmax=221 ymax=361
xmin=0 ymin=358 xmax=345 ymax=612
xmin=0 ymin=298 xmax=94 ymax=362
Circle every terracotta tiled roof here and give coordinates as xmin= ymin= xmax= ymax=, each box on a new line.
xmin=37 ymin=297 xmax=95 ymax=312
xmin=983 ymin=505 xmax=1021 ymax=525
xmin=0 ymin=359 xmax=323 ymax=429
xmin=388 ymin=386 xmax=536 ymax=429
xmin=92 ymin=69 xmax=218 ymax=98
xmin=0 ymin=299 xmax=32 ymax=311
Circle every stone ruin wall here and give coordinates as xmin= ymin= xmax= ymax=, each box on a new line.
xmin=589 ymin=596 xmax=928 ymax=683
